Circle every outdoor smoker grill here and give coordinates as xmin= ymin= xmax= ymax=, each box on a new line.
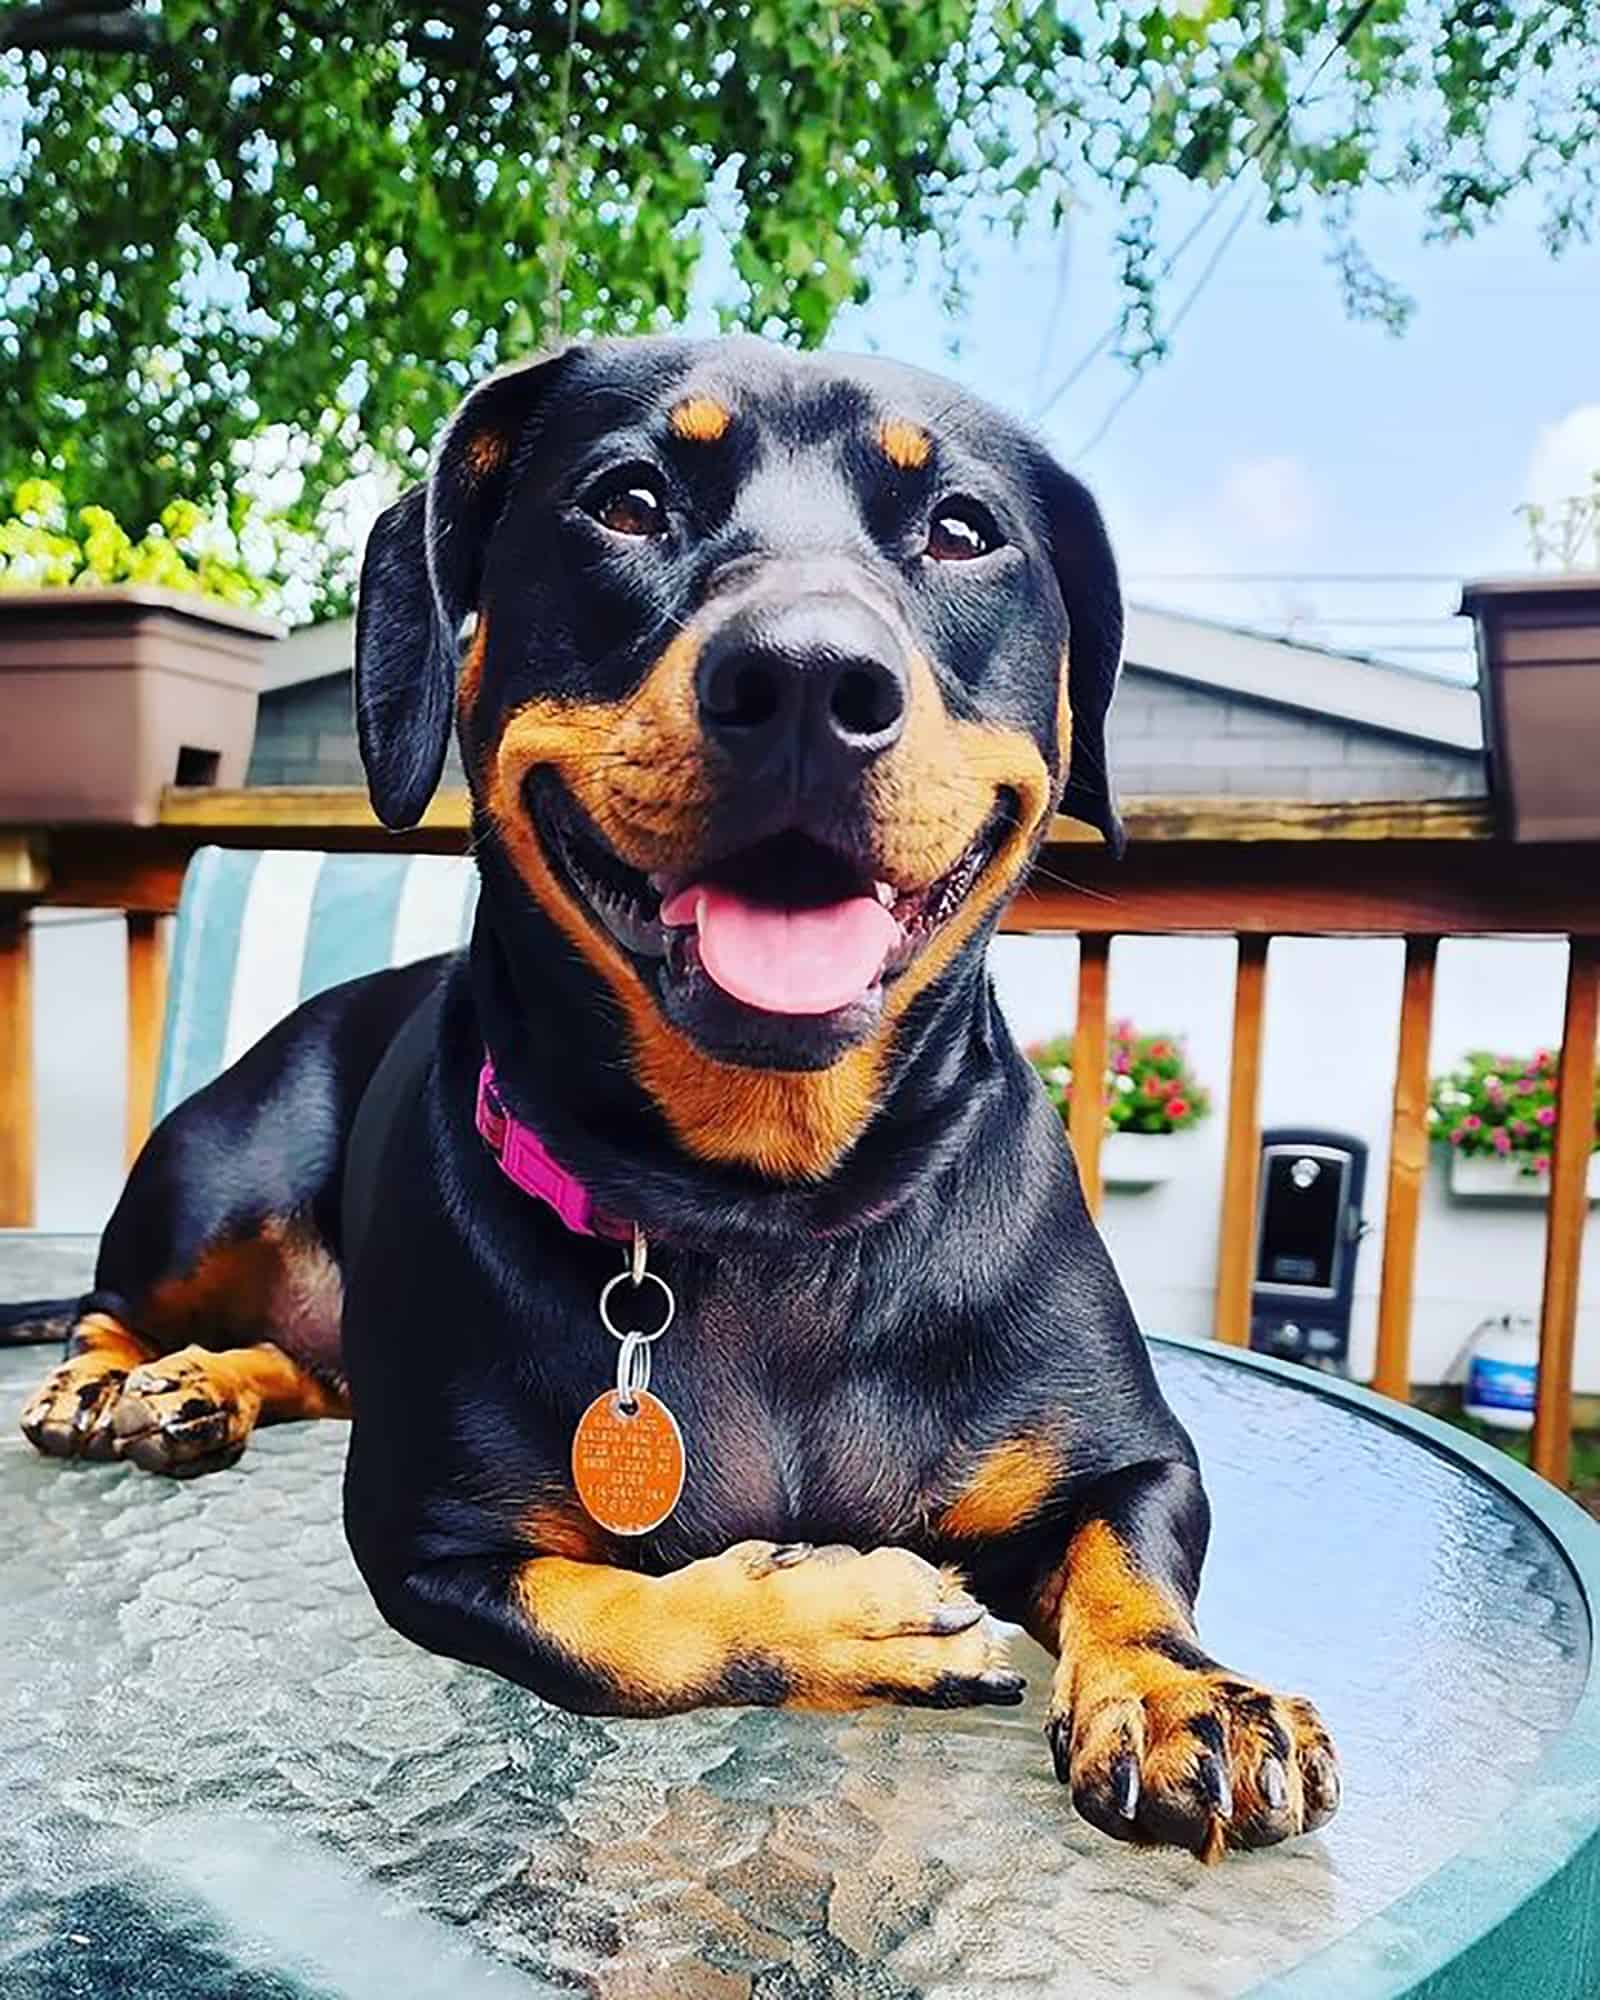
xmin=1249 ymin=1127 xmax=1369 ymax=1373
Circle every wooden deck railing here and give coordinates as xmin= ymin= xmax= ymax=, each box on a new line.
xmin=2 ymin=790 xmax=1597 ymax=1485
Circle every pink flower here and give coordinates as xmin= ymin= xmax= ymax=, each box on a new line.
xmin=1519 ymin=1079 xmax=1538 ymax=1095
xmin=1535 ymin=1154 xmax=1551 ymax=1175
xmin=1492 ymin=1128 xmax=1512 ymax=1154
xmin=1114 ymin=1052 xmax=1131 ymax=1074
xmin=1450 ymin=1127 xmax=1465 ymax=1145
xmin=1511 ymin=1119 xmax=1528 ymax=1136
xmin=1537 ymin=1106 xmax=1556 ymax=1127
xmin=1534 ymin=1050 xmax=1551 ymax=1070
xmin=1166 ymin=1097 xmax=1189 ymax=1120
xmin=1462 ymin=1114 xmax=1482 ymax=1131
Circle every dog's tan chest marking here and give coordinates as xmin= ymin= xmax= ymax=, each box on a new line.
xmin=940 ymin=1434 xmax=1059 ymax=1538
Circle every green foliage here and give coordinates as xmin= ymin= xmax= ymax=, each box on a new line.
xmin=2 ymin=0 xmax=1598 ymax=546
xmin=1429 ymin=1047 xmax=1600 ymax=1178
xmin=0 ymin=477 xmax=275 ymax=607
xmin=1517 ymin=473 xmax=1600 ymax=571
xmin=1028 ymin=1020 xmax=1212 ymax=1135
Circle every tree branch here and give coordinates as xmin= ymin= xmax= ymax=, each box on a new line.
xmin=0 ymin=4 xmax=166 ymax=54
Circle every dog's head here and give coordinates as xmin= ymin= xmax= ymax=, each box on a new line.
xmin=357 ymin=336 xmax=1121 ymax=1181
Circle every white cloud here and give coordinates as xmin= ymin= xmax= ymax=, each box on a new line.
xmin=1215 ymin=454 xmax=1321 ymax=548
xmin=1522 ymin=404 xmax=1600 ymax=511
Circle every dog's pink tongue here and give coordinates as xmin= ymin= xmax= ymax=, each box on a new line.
xmin=660 ymin=883 xmax=899 ymax=1016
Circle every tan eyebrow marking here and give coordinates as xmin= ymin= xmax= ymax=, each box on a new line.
xmin=878 ymin=416 xmax=932 ymax=471
xmin=462 ymin=428 xmax=508 ymax=478
xmin=669 ymin=396 xmax=732 ymax=443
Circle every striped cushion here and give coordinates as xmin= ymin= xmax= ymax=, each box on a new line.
xmin=154 ymin=848 xmax=478 ymax=1119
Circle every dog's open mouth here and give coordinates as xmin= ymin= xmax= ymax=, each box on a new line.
xmin=532 ymin=777 xmax=1010 ymax=1035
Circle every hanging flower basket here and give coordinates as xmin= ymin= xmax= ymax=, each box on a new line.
xmin=1101 ymin=1128 xmax=1202 ymax=1190
xmin=1028 ymin=1021 xmax=1211 ymax=1192
xmin=1430 ymin=1046 xmax=1600 ymax=1203
xmin=1448 ymin=1154 xmax=1600 ymax=1202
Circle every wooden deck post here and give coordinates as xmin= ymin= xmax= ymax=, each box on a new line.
xmin=1069 ymin=934 xmax=1111 ymax=1216
xmin=0 ymin=909 xmax=35 ymax=1227
xmin=1531 ymin=938 xmax=1600 ymax=1488
xmin=1372 ymin=936 xmax=1439 ymax=1401
xmin=1214 ymin=935 xmax=1270 ymax=1347
xmin=125 ymin=911 xmax=167 ymax=1168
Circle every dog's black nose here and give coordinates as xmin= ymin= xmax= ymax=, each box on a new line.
xmin=696 ymin=593 xmax=907 ymax=780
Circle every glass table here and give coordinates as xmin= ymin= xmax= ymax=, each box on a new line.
xmin=2 ymin=1331 xmax=1597 ymax=2000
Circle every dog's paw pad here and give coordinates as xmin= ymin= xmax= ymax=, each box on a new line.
xmin=1050 ymin=1652 xmax=1339 ymax=1859
xmin=110 ymin=1349 xmax=255 ymax=1478
xmin=19 ymin=1356 xmax=130 ymax=1460
xmin=722 ymin=1542 xmax=1026 ymax=1710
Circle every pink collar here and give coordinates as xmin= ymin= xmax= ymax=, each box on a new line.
xmin=475 ymin=1059 xmax=630 ymax=1242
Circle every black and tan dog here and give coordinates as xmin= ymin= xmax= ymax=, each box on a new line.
xmin=17 ymin=337 xmax=1337 ymax=1860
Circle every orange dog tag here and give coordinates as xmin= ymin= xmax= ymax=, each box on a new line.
xmin=572 ymin=1388 xmax=686 ymax=1536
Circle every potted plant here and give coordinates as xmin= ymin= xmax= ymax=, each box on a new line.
xmin=1029 ymin=1020 xmax=1212 ymax=1189
xmin=1461 ymin=471 xmax=1600 ymax=843
xmin=1429 ymin=1047 xmax=1600 ymax=1201
xmin=0 ymin=481 xmax=284 ymax=825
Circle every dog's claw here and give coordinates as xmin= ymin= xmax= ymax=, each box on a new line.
xmin=1260 ymin=1757 xmax=1289 ymax=1813
xmin=977 ymin=1668 xmax=1027 ymax=1705
xmin=1111 ymin=1749 xmax=1141 ymax=1820
xmin=1197 ymin=1750 xmax=1233 ymax=1821
xmin=1302 ymin=1749 xmax=1340 ymax=1828
xmin=930 ymin=1598 xmax=985 ymax=1635
xmin=1047 ymin=1715 xmax=1072 ymax=1782
xmin=768 ymin=1542 xmax=812 ymax=1568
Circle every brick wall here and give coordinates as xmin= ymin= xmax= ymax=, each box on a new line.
xmin=250 ymin=664 xmax=1486 ymax=800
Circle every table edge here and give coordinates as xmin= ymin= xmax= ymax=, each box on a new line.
xmin=1150 ymin=1334 xmax=1600 ymax=2000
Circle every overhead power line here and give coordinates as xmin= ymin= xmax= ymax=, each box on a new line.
xmin=1035 ymin=0 xmax=1382 ymax=454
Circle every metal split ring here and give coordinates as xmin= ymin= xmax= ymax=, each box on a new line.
xmin=614 ymin=1330 xmax=653 ymax=1413
xmin=597 ymin=1267 xmax=676 ymax=1344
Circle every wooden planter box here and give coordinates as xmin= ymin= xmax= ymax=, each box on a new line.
xmin=1460 ymin=574 xmax=1600 ymax=842
xmin=0 ymin=587 xmax=282 ymax=826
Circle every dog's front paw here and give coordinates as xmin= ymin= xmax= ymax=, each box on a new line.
xmin=1048 ymin=1642 xmax=1340 ymax=1861
xmin=19 ymin=1352 xmax=129 ymax=1460
xmin=717 ymin=1540 xmax=1026 ymax=1711
xmin=109 ymin=1346 xmax=257 ymax=1477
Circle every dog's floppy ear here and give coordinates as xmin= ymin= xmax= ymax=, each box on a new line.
xmin=1033 ymin=455 xmax=1126 ymax=856
xmin=354 ymin=348 xmax=575 ymax=829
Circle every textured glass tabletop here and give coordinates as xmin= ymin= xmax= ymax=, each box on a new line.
xmin=0 ymin=1338 xmax=1589 ymax=2000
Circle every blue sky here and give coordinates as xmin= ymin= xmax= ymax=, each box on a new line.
xmin=827 ymin=181 xmax=1600 ymax=683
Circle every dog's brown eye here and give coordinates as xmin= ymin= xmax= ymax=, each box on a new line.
xmin=589 ymin=472 xmax=669 ymax=539
xmin=926 ymin=499 xmax=999 ymax=562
